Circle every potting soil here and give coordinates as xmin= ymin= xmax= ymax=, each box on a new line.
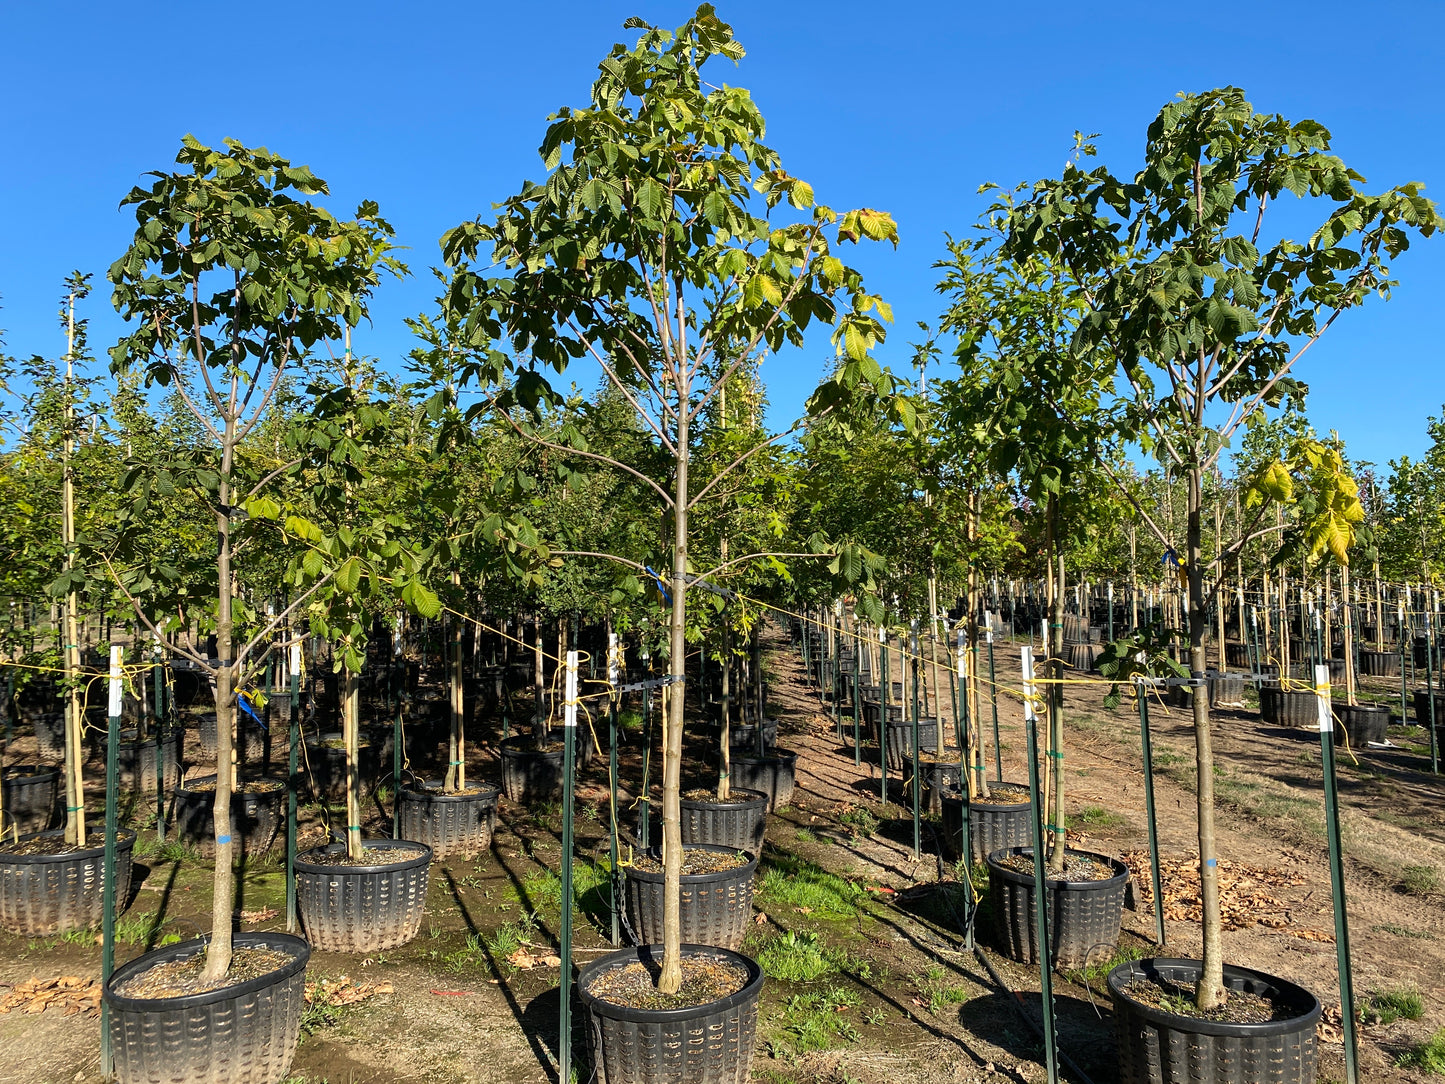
xmin=631 ymin=848 xmax=748 ymax=876
xmin=0 ymin=835 xmax=84 ymax=858
xmin=304 ymin=844 xmax=428 ymax=867
xmin=586 ymin=953 xmax=748 ymax=1011
xmin=1123 ymin=978 xmax=1297 ymax=1024
xmin=999 ymin=851 xmax=1115 ymax=881
xmin=113 ymin=946 xmax=293 ymax=1000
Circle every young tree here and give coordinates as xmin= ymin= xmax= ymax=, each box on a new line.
xmin=1001 ymin=88 xmax=1439 ymax=1007
xmin=439 ymin=6 xmax=898 ymax=994
xmin=104 ymin=137 xmax=402 ymax=980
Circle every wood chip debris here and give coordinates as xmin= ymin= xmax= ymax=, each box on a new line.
xmin=303 ymin=976 xmax=394 ymax=1007
xmin=0 ymin=976 xmax=101 ymax=1017
xmin=239 ymin=907 xmax=278 ymax=923
xmin=1122 ymin=851 xmax=1334 ymax=942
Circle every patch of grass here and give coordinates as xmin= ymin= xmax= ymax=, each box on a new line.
xmin=1373 ymin=923 xmax=1436 ymax=941
xmin=769 ymin=985 xmax=862 ymax=1056
xmin=618 ymin=709 xmax=643 ymax=731
xmin=442 ymin=933 xmax=488 ymax=973
xmin=1363 ymin=987 xmax=1425 ymax=1026
xmin=794 ymin=827 xmax=818 ymax=844
xmin=1067 ymin=805 xmax=1125 ymax=831
xmin=484 ymin=912 xmax=540 ymax=967
xmin=758 ymin=855 xmax=866 ymax=918
xmin=837 ymin=805 xmax=879 ymax=840
xmin=1401 ymin=865 xmax=1441 ymax=897
xmin=1153 ymin=750 xmax=1186 ymax=768
xmin=113 ymin=911 xmax=182 ymax=949
xmin=1398 ymin=1028 xmax=1445 ymax=1073
xmin=1063 ymin=940 xmax=1151 ymax=986
xmin=913 ymin=964 xmax=970 ymax=1015
xmin=755 ymin=931 xmax=849 ymax=983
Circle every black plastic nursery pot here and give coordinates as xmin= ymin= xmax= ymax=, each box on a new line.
xmin=32 ymin=710 xmax=66 ymax=760
xmin=1357 ymin=648 xmax=1400 ymax=678
xmin=578 ymin=943 xmax=764 ymax=1084
xmin=883 ymin=718 xmax=940 ymax=772
xmin=397 ymin=780 xmax=500 ymax=859
xmin=939 ymin=784 xmax=1032 ymax=864
xmin=727 ymin=751 xmax=797 ymax=812
xmin=293 ymin=839 xmax=431 ymax=953
xmin=1335 ymin=703 xmax=1389 ymax=747
xmin=115 ymin=729 xmax=183 ymax=793
xmin=196 ymin=711 xmax=261 ymax=762
xmin=499 ymin=735 xmax=563 ymax=804
xmin=1 ymin=765 xmax=59 ymax=835
xmin=1205 ymin=671 xmax=1246 ymax=709
xmin=302 ymin=732 xmax=384 ymax=803
xmin=985 ymin=846 xmax=1130 ymax=970
xmin=622 ymin=844 xmax=759 ymax=950
xmin=1108 ymin=957 xmax=1321 ymax=1084
xmin=1064 ymin=641 xmax=1100 ymax=671
xmin=1224 ymin=641 xmax=1249 ymax=669
xmin=679 ymin=788 xmax=769 ymax=853
xmin=912 ymin=761 xmax=962 ymax=816
xmin=1414 ymin=688 xmax=1445 ymax=728
xmin=103 ymin=931 xmax=310 ymax=1084
xmin=0 ymin=828 xmax=136 ymax=936
xmin=171 ymin=776 xmax=285 ymax=857
xmin=1260 ymin=685 xmax=1317 ymax=728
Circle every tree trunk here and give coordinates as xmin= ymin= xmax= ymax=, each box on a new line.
xmin=203 ymin=410 xmax=238 ymax=983
xmin=658 ymin=384 xmax=690 ymax=997
xmin=1188 ymin=465 xmax=1225 ymax=1009
xmin=345 ymin=666 xmax=362 ymax=861
xmin=717 ymin=618 xmax=731 ymax=801
xmin=1046 ymin=494 xmax=1066 ymax=873
xmin=446 ymin=611 xmax=465 ymax=791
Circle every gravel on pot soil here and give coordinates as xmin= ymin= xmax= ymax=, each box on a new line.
xmin=0 ymin=835 xmax=85 ymax=858
xmin=680 ymin=787 xmax=755 ymax=802
xmin=976 ymin=784 xmax=1031 ymax=804
xmin=303 ymin=844 xmax=428 ymax=867
xmin=1123 ymin=978 xmax=1296 ymax=1024
xmin=631 ymin=848 xmax=749 ymax=876
xmin=585 ymin=953 xmax=749 ymax=1012
xmin=999 ymin=851 xmax=1115 ymax=882
xmin=179 ymin=778 xmax=285 ymax=794
xmin=113 ymin=946 xmax=293 ymax=1000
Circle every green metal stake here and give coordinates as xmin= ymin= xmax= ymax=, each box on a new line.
xmin=1315 ymin=664 xmax=1360 ymax=1084
xmin=153 ymin=638 xmax=166 ymax=843
xmin=910 ymin=623 xmax=921 ymax=862
xmin=1136 ymin=682 xmax=1166 ymax=946
xmin=1428 ymin=612 xmax=1438 ymax=774
xmin=639 ymin=651 xmax=653 ymax=851
xmin=1021 ymin=646 xmax=1059 ymax=1084
xmin=558 ymin=651 xmax=579 ymax=1084
xmin=987 ymin=619 xmax=1002 ymax=784
xmin=100 ymin=643 xmax=123 ymax=1079
xmin=852 ymin=626 xmax=862 ymax=768
xmin=879 ymin=628 xmax=890 ymax=807
xmin=392 ymin=696 xmax=403 ymax=841
xmin=607 ymin=632 xmax=621 ymax=948
xmin=286 ymin=638 xmax=300 ymax=933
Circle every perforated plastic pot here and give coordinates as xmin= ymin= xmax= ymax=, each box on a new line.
xmin=293 ymin=839 xmax=431 ymax=953
xmin=578 ymin=944 xmax=763 ymax=1084
xmin=1335 ymin=703 xmax=1389 ymax=747
xmin=727 ymin=751 xmax=796 ymax=811
xmin=1205 ymin=671 xmax=1246 ymax=709
xmin=1 ymin=765 xmax=59 ymax=835
xmin=103 ymin=931 xmax=309 ymax=1084
xmin=114 ymin=730 xmax=183 ymax=793
xmin=622 ymin=845 xmax=758 ymax=950
xmin=985 ymin=846 xmax=1129 ymax=970
xmin=0 ymin=828 xmax=135 ymax=936
xmin=1357 ymin=649 xmax=1400 ymax=678
xmin=883 ymin=718 xmax=939 ymax=772
xmin=171 ymin=776 xmax=284 ymax=857
xmin=678 ymin=788 xmax=768 ymax=853
xmin=397 ymin=780 xmax=500 ymax=859
xmin=939 ymin=784 xmax=1032 ymax=863
xmin=1108 ymin=957 xmax=1320 ymax=1084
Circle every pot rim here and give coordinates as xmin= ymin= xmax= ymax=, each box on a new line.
xmin=984 ymin=845 xmax=1130 ymax=890
xmin=0 ymin=827 xmax=136 ymax=865
xmin=102 ymin=931 xmax=310 ymax=1013
xmin=678 ymin=787 xmax=768 ymax=810
xmin=940 ymin=782 xmax=1033 ymax=811
xmin=400 ymin=780 xmax=502 ymax=803
xmin=578 ymin=943 xmax=763 ymax=1023
xmin=1 ymin=765 xmax=60 ymax=781
xmin=294 ymin=838 xmax=432 ymax=875
xmin=1107 ymin=956 xmax=1322 ymax=1038
xmin=623 ymin=843 xmax=759 ymax=885
xmin=499 ymin=735 xmax=566 ymax=758
xmin=728 ymin=752 xmax=798 ymax=767
xmin=173 ymin=774 xmax=287 ymax=797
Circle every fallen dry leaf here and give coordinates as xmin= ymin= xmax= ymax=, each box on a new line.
xmin=304 ymin=976 xmax=394 ymax=1007
xmin=1122 ymin=851 xmax=1320 ymax=938
xmin=240 ymin=907 xmax=278 ymax=923
xmin=0 ymin=976 xmax=102 ymax=1018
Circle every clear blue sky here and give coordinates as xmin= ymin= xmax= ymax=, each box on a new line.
xmin=2 ymin=1 xmax=1442 ymax=469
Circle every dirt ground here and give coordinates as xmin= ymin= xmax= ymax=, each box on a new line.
xmin=4 ymin=620 xmax=1445 ymax=1083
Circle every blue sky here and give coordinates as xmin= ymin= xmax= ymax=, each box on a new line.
xmin=2 ymin=1 xmax=1442 ymax=470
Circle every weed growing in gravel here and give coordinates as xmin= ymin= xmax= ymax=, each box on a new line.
xmin=484 ymin=912 xmax=540 ymax=964
xmin=838 ymin=805 xmax=879 ymax=840
xmin=1063 ymin=940 xmax=1151 ymax=986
